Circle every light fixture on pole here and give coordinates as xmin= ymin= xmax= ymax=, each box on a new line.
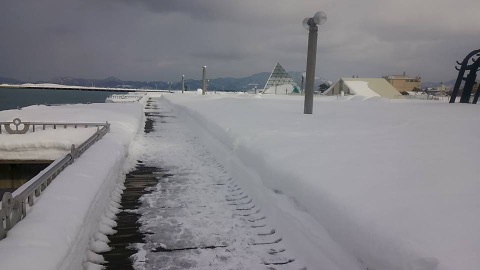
xmin=302 ymin=11 xmax=327 ymax=114
xmin=181 ymin=75 xmax=185 ymax=93
xmin=202 ymin=66 xmax=207 ymax=95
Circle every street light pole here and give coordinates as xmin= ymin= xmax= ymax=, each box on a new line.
xmin=202 ymin=66 xmax=207 ymax=95
xmin=303 ymin=11 xmax=327 ymax=114
xmin=181 ymin=75 xmax=185 ymax=93
xmin=304 ymin=24 xmax=318 ymax=114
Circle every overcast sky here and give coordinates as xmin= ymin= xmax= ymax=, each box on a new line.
xmin=1 ymin=0 xmax=479 ymax=83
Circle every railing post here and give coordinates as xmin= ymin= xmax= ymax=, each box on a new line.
xmin=70 ymin=144 xmax=77 ymax=161
xmin=0 ymin=210 xmax=6 ymax=239
xmin=2 ymin=193 xmax=13 ymax=230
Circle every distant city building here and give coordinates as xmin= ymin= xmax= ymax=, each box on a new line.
xmin=325 ymin=78 xmax=403 ymax=99
xmin=424 ymin=82 xmax=449 ymax=96
xmin=263 ymin=62 xmax=299 ymax=95
xmin=383 ymin=72 xmax=421 ymax=93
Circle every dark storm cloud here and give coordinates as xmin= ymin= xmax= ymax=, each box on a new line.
xmin=191 ymin=49 xmax=249 ymax=61
xmin=108 ymin=0 xmax=237 ymax=21
xmin=106 ymin=0 xmax=293 ymax=24
xmin=0 ymin=0 xmax=479 ymax=83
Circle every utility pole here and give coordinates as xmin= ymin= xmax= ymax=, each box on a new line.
xmin=202 ymin=66 xmax=207 ymax=95
xmin=302 ymin=11 xmax=327 ymax=114
xmin=181 ymin=75 xmax=185 ymax=93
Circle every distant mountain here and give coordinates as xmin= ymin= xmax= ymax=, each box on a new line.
xmin=1 ymin=71 xmax=329 ymax=91
xmin=207 ymin=72 xmax=271 ymax=91
xmin=0 ymin=76 xmax=24 ymax=84
xmin=289 ymin=71 xmax=329 ymax=86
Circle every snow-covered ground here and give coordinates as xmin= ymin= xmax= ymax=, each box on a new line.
xmin=0 ymin=92 xmax=478 ymax=270
xmin=160 ymin=93 xmax=480 ymax=270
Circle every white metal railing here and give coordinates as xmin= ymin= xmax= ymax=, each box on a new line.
xmin=0 ymin=118 xmax=108 ymax=134
xmin=0 ymin=119 xmax=110 ymax=240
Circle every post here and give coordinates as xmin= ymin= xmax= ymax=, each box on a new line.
xmin=460 ymin=71 xmax=477 ymax=103
xmin=301 ymin=75 xmax=305 ymax=94
xmin=181 ymin=75 xmax=185 ymax=93
xmin=449 ymin=49 xmax=480 ymax=103
xmin=473 ymin=82 xmax=480 ymax=104
xmin=304 ymin=24 xmax=318 ymax=114
xmin=449 ymin=68 xmax=466 ymax=103
xmin=202 ymin=66 xmax=207 ymax=95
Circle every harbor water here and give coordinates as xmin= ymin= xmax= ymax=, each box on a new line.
xmin=0 ymin=87 xmax=123 ymax=111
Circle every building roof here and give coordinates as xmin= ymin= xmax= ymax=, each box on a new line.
xmin=334 ymin=78 xmax=403 ymax=99
xmin=383 ymin=72 xmax=421 ymax=81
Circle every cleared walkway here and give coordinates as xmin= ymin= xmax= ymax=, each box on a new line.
xmin=105 ymin=97 xmax=306 ymax=269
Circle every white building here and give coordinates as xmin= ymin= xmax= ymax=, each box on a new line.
xmin=325 ymin=78 xmax=403 ymax=99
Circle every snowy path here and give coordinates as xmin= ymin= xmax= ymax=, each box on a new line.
xmin=127 ymin=97 xmax=306 ymax=270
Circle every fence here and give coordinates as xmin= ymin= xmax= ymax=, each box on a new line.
xmin=0 ymin=119 xmax=110 ymax=240
xmin=0 ymin=118 xmax=108 ymax=134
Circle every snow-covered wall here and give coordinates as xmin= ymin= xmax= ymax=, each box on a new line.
xmin=162 ymin=93 xmax=480 ymax=270
xmin=0 ymin=102 xmax=144 ymax=270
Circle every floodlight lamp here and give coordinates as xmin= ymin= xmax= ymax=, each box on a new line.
xmin=302 ymin=17 xmax=310 ymax=30
xmin=313 ymin=11 xmax=327 ymax=25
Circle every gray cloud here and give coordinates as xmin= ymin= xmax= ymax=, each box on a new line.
xmin=0 ymin=0 xmax=479 ymax=83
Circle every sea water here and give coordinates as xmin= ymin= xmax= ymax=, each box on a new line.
xmin=0 ymin=87 xmax=123 ymax=111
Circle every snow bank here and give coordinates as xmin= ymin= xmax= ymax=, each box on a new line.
xmin=0 ymin=128 xmax=97 ymax=160
xmin=0 ymin=102 xmax=144 ymax=270
xmin=161 ymin=93 xmax=480 ymax=270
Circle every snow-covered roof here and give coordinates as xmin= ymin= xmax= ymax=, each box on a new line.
xmin=329 ymin=78 xmax=402 ymax=99
xmin=343 ymin=80 xmax=381 ymax=97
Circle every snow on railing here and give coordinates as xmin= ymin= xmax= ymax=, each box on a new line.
xmin=0 ymin=120 xmax=111 ymax=240
xmin=0 ymin=118 xmax=108 ymax=134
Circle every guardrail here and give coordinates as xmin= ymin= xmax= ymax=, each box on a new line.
xmin=0 ymin=119 xmax=110 ymax=240
xmin=0 ymin=118 xmax=108 ymax=134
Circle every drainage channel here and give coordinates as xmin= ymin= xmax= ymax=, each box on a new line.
xmin=99 ymin=98 xmax=161 ymax=269
xmin=100 ymin=163 xmax=167 ymax=269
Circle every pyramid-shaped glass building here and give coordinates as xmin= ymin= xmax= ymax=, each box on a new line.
xmin=263 ymin=63 xmax=299 ymax=95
